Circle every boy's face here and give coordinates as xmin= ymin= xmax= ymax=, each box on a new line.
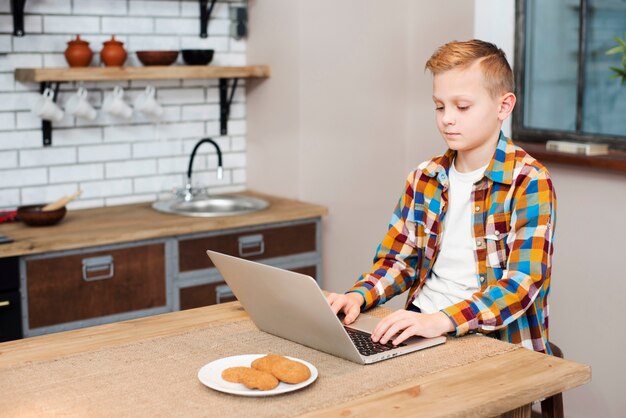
xmin=432 ymin=61 xmax=512 ymax=157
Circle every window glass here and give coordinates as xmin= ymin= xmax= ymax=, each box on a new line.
xmin=523 ymin=0 xmax=579 ymax=132
xmin=582 ymin=0 xmax=626 ymax=137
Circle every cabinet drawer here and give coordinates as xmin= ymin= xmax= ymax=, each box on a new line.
xmin=179 ymin=281 xmax=236 ymax=310
xmin=179 ymin=264 xmax=317 ymax=310
xmin=26 ymin=243 xmax=166 ymax=329
xmin=178 ymin=222 xmax=317 ymax=272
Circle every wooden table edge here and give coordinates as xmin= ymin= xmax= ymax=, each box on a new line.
xmin=0 ymin=303 xmax=248 ymax=367
xmin=299 ymin=347 xmax=591 ymax=417
xmin=0 ymin=302 xmax=592 ymax=418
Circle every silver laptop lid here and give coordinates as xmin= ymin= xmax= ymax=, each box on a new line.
xmin=207 ymin=250 xmax=364 ymax=364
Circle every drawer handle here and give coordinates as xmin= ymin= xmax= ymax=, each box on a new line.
xmin=0 ymin=300 xmax=9 ymax=308
xmin=238 ymin=234 xmax=265 ymax=257
xmin=215 ymin=284 xmax=234 ymax=304
xmin=82 ymin=255 xmax=115 ymax=282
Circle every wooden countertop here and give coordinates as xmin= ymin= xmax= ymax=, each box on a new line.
xmin=0 ymin=302 xmax=591 ymax=417
xmin=0 ymin=191 xmax=327 ymax=258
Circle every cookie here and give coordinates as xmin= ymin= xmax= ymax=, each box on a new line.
xmin=240 ymin=368 xmax=279 ymax=391
xmin=221 ymin=366 xmax=279 ymax=391
xmin=251 ymin=354 xmax=288 ymax=373
xmin=270 ymin=358 xmax=311 ymax=384
xmin=221 ymin=366 xmax=252 ymax=383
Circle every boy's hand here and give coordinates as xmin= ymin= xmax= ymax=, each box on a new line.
xmin=326 ymin=292 xmax=364 ymax=325
xmin=371 ymin=310 xmax=455 ymax=346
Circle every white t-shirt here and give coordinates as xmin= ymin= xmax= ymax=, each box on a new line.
xmin=413 ymin=160 xmax=488 ymax=313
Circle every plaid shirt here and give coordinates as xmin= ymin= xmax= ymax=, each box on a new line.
xmin=349 ymin=132 xmax=556 ymax=353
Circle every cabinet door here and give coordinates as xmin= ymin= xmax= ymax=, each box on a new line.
xmin=26 ymin=243 xmax=166 ymax=329
xmin=0 ymin=290 xmax=22 ymax=342
xmin=179 ymin=265 xmax=317 ymax=310
xmin=178 ymin=222 xmax=317 ymax=272
xmin=0 ymin=257 xmax=22 ymax=341
xmin=0 ymin=257 xmax=19 ymax=291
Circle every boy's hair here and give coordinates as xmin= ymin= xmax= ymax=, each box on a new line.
xmin=425 ymin=39 xmax=514 ymax=98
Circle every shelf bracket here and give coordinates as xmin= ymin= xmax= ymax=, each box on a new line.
xmin=11 ymin=0 xmax=27 ymax=37
xmin=40 ymin=82 xmax=61 ymax=147
xmin=199 ymin=0 xmax=217 ymax=38
xmin=219 ymin=78 xmax=238 ymax=135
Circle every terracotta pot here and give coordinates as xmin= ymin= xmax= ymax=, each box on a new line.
xmin=64 ymin=35 xmax=93 ymax=67
xmin=100 ymin=35 xmax=127 ymax=67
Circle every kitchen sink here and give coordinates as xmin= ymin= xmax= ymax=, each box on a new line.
xmin=153 ymin=138 xmax=270 ymax=217
xmin=152 ymin=195 xmax=270 ymax=217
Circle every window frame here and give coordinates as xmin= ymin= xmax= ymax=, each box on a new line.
xmin=512 ymin=0 xmax=626 ymax=151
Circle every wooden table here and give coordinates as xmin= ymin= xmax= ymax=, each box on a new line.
xmin=0 ymin=302 xmax=591 ymax=417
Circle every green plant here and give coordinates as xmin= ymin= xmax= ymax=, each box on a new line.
xmin=606 ymin=31 xmax=626 ymax=85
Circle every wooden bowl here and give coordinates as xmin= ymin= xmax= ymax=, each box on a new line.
xmin=136 ymin=50 xmax=179 ymax=66
xmin=17 ymin=204 xmax=66 ymax=227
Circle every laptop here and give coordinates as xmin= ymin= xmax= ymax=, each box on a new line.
xmin=207 ymin=250 xmax=446 ymax=365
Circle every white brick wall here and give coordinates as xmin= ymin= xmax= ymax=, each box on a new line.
xmin=50 ymin=163 xmax=104 ymax=183
xmin=0 ymin=113 xmax=16 ymax=130
xmin=0 ymin=0 xmax=247 ymax=210
xmin=105 ymin=160 xmax=156 ymax=179
xmin=102 ymin=17 xmax=154 ymax=35
xmin=44 ymin=16 xmax=100 ymax=34
xmin=82 ymin=179 xmax=133 ymax=198
xmin=20 ymin=147 xmax=76 ymax=167
xmin=72 ymin=1 xmax=128 ymax=15
xmin=0 ymin=168 xmax=47 ymax=188
xmin=25 ymin=0 xmax=72 ymax=15
xmin=78 ymin=144 xmax=132 ymax=162
xmin=130 ymin=1 xmax=181 ymax=17
xmin=0 ymin=189 xmax=19 ymax=207
xmin=0 ymin=130 xmax=41 ymax=150
xmin=0 ymin=151 xmax=17 ymax=169
xmin=132 ymin=140 xmax=181 ymax=159
xmin=22 ymin=183 xmax=78 ymax=205
xmin=134 ymin=174 xmax=180 ymax=194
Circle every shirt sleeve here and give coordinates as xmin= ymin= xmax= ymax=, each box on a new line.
xmin=441 ymin=168 xmax=557 ymax=336
xmin=347 ymin=171 xmax=421 ymax=310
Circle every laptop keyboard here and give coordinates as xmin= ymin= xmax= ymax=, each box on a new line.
xmin=345 ymin=327 xmax=406 ymax=356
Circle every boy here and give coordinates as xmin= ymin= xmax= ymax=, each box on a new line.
xmin=327 ymin=39 xmax=556 ymax=354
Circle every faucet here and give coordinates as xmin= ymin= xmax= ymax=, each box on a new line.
xmin=180 ymin=137 xmax=223 ymax=201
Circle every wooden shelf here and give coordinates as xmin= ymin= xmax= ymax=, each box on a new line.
xmin=517 ymin=141 xmax=626 ymax=173
xmin=14 ymin=65 xmax=270 ymax=145
xmin=14 ymin=65 xmax=271 ymax=83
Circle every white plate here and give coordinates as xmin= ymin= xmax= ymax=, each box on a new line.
xmin=197 ymin=354 xmax=318 ymax=397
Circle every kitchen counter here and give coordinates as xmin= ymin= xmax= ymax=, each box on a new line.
xmin=0 ymin=302 xmax=591 ymax=417
xmin=0 ymin=191 xmax=328 ymax=258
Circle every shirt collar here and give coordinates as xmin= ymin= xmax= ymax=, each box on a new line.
xmin=422 ymin=131 xmax=515 ymax=186
xmin=484 ymin=131 xmax=515 ymax=185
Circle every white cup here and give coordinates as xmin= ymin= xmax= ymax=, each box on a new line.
xmin=133 ymin=86 xmax=163 ymax=119
xmin=64 ymin=87 xmax=97 ymax=121
xmin=32 ymin=88 xmax=64 ymax=122
xmin=102 ymin=86 xmax=132 ymax=119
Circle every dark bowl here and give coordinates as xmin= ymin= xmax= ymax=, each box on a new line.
xmin=17 ymin=204 xmax=67 ymax=227
xmin=136 ymin=50 xmax=179 ymax=66
xmin=181 ymin=49 xmax=214 ymax=66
